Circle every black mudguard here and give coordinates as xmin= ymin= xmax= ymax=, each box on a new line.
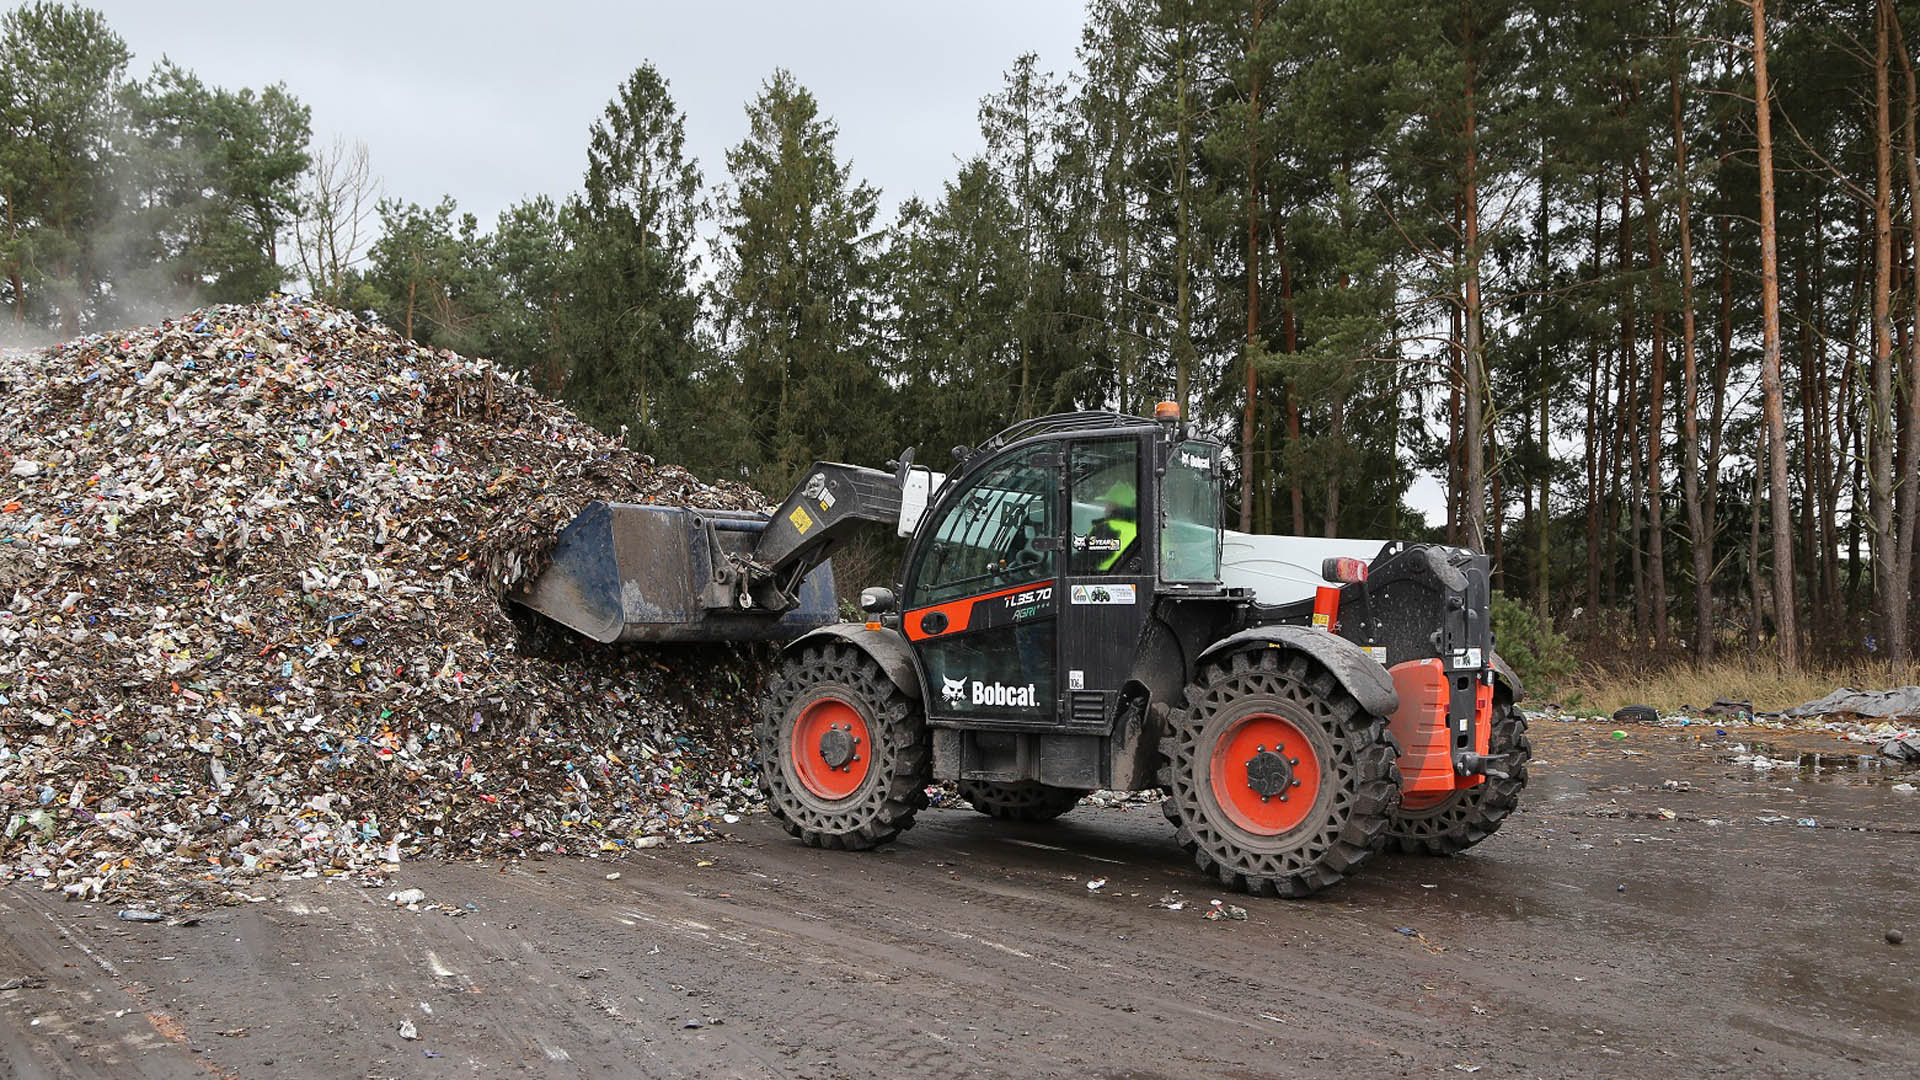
xmin=1193 ymin=625 xmax=1399 ymax=718
xmin=783 ymin=622 xmax=922 ymax=702
xmin=1489 ymin=650 xmax=1525 ymax=703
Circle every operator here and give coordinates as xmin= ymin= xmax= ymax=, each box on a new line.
xmin=1086 ymin=479 xmax=1138 ymax=572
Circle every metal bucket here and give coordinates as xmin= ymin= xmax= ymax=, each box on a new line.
xmin=509 ymin=502 xmax=839 ymax=643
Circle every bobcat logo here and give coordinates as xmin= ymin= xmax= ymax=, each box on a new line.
xmin=940 ymin=675 xmax=968 ymax=705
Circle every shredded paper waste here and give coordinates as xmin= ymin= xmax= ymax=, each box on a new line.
xmin=1 ymin=297 xmax=772 ymax=905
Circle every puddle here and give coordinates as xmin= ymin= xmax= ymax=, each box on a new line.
xmin=1722 ymin=741 xmax=1920 ymax=782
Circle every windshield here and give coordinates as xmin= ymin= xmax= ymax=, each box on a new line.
xmin=1160 ymin=440 xmax=1221 ymax=582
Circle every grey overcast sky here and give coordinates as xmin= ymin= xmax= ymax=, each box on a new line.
xmin=79 ymin=1 xmax=1088 ymax=226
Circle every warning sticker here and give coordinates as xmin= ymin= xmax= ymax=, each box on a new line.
xmin=788 ymin=505 xmax=814 ymax=535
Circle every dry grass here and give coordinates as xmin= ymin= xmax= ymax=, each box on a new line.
xmin=1554 ymin=657 xmax=1920 ymax=715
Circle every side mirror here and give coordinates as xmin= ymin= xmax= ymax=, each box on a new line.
xmin=859 ymin=587 xmax=898 ymax=614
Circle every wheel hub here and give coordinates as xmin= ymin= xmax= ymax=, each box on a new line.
xmin=1208 ymin=712 xmax=1322 ymax=835
xmin=1244 ymin=749 xmax=1296 ymax=798
xmin=789 ymin=697 xmax=872 ymax=801
xmin=818 ymin=724 xmax=859 ymax=769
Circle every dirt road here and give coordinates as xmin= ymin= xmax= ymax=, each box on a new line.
xmin=2 ymin=720 xmax=1916 ymax=1079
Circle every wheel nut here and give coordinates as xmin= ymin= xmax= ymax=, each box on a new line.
xmin=1278 ymin=794 xmax=1289 ymax=802
xmin=1290 ymin=778 xmax=1301 ymax=787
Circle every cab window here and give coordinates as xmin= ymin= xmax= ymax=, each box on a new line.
xmin=1068 ymin=438 xmax=1143 ymax=575
xmin=907 ymin=445 xmax=1056 ymax=606
xmin=1161 ymin=440 xmax=1221 ymax=582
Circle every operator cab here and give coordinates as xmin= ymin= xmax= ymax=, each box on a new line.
xmin=894 ymin=411 xmax=1225 ymax=746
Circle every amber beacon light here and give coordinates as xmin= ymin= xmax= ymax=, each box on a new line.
xmin=1154 ymin=400 xmax=1181 ymax=421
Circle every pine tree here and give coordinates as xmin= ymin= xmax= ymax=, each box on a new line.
xmin=713 ymin=70 xmax=885 ymax=490
xmin=560 ymin=64 xmax=704 ymax=457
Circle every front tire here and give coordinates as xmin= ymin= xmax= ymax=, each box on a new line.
xmin=1385 ymin=694 xmax=1529 ymax=856
xmin=1158 ymin=649 xmax=1400 ymax=897
xmin=957 ymin=780 xmax=1089 ymax=822
xmin=757 ymin=642 xmax=930 ymax=850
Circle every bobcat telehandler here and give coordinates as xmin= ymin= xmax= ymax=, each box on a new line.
xmin=513 ymin=405 xmax=1529 ymax=897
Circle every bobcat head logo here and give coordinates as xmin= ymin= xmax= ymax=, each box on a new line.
xmin=941 ymin=675 xmax=968 ymax=705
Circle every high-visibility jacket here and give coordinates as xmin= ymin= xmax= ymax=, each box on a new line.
xmin=1096 ymin=517 xmax=1136 ymax=572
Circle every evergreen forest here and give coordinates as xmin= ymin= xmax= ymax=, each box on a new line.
xmin=7 ymin=0 xmax=1920 ymax=671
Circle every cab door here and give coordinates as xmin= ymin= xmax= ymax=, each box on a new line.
xmin=1057 ymin=434 xmax=1155 ymax=730
xmin=901 ymin=442 xmax=1062 ymax=725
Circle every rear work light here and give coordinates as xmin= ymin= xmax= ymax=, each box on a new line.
xmin=1320 ymin=557 xmax=1369 ymax=584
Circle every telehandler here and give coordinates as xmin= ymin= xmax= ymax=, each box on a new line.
xmin=513 ymin=404 xmax=1528 ymax=896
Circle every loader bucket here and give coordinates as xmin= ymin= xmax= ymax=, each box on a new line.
xmin=509 ymin=502 xmax=838 ymax=643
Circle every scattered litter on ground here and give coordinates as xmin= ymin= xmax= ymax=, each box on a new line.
xmin=116 ymin=907 xmax=164 ymax=922
xmin=0 ymin=298 xmax=771 ymax=904
xmin=1086 ymin=877 xmax=1107 ymax=891
xmin=397 ymin=1018 xmax=417 ymax=1040
xmin=1204 ymin=899 xmax=1247 ymax=922
xmin=387 ymin=888 xmax=428 ymax=907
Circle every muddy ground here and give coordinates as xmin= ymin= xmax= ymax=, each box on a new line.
xmin=2 ymin=719 xmax=1916 ymax=1080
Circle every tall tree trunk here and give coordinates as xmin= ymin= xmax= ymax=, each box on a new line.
xmin=1460 ymin=16 xmax=1487 ymax=553
xmin=1585 ymin=185 xmax=1606 ymax=624
xmin=1709 ymin=213 xmax=1733 ymax=577
xmin=1795 ymin=258 xmax=1821 ymax=640
xmin=1673 ymin=32 xmax=1713 ymax=661
xmin=1449 ymin=294 xmax=1463 ymax=546
xmin=1533 ymin=138 xmax=1552 ymax=625
xmin=1870 ymin=0 xmax=1898 ymax=659
xmin=1751 ymin=427 xmax=1767 ymax=649
xmin=1635 ymin=151 xmax=1670 ymax=651
xmin=1752 ymin=0 xmax=1799 ymax=664
xmin=1888 ymin=0 xmax=1920 ymax=658
xmin=1173 ymin=14 xmax=1196 ymax=416
xmin=1240 ymin=0 xmax=1265 ymax=533
xmin=1619 ymin=170 xmax=1646 ymax=637
xmin=1274 ymin=217 xmax=1304 ymax=533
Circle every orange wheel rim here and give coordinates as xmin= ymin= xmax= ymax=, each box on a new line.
xmin=789 ymin=697 xmax=872 ymax=800
xmin=1208 ymin=712 xmax=1321 ymax=835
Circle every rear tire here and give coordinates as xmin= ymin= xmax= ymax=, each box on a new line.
xmin=757 ymin=642 xmax=930 ymax=850
xmin=957 ymin=780 xmax=1089 ymax=822
xmin=1385 ymin=694 xmax=1529 ymax=856
xmin=1158 ymin=649 xmax=1400 ymax=897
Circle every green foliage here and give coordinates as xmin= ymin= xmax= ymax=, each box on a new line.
xmin=0 ymin=2 xmax=307 ymax=333
xmin=1491 ymin=590 xmax=1574 ymax=698
xmin=0 ymin=1 xmax=128 ymax=331
xmin=712 ymin=69 xmax=886 ymax=492
xmin=360 ymin=196 xmax=496 ymax=354
xmin=559 ymin=64 xmax=705 ymax=460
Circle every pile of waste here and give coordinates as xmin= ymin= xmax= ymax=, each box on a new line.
xmin=0 ymin=297 xmax=771 ymax=904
